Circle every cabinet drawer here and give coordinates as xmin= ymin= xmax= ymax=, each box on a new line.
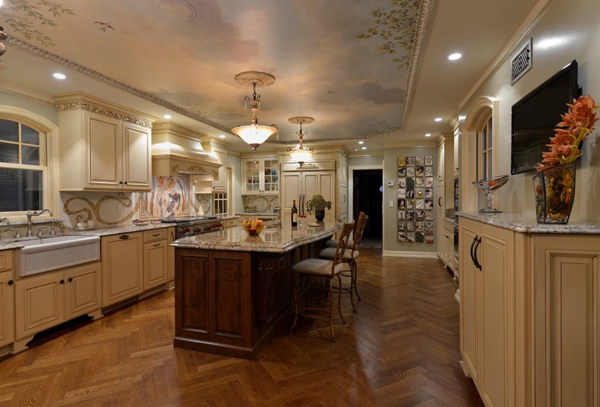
xmin=0 ymin=250 xmax=14 ymax=272
xmin=143 ymin=229 xmax=167 ymax=243
xmin=225 ymin=219 xmax=239 ymax=228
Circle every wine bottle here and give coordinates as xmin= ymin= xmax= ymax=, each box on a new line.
xmin=291 ymin=200 xmax=298 ymax=227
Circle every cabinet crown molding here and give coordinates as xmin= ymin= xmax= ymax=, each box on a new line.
xmin=53 ymin=92 xmax=157 ymax=129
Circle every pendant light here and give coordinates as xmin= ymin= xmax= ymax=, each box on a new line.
xmin=231 ymin=71 xmax=279 ymax=151
xmin=287 ymin=116 xmax=315 ymax=167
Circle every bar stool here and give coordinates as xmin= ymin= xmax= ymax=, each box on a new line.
xmin=320 ymin=214 xmax=368 ymax=312
xmin=289 ymin=221 xmax=355 ymax=342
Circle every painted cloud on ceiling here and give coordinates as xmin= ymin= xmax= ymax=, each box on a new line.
xmin=0 ymin=0 xmax=425 ymax=142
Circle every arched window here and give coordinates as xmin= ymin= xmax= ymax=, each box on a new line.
xmin=462 ymin=96 xmax=499 ymax=213
xmin=0 ymin=119 xmax=47 ymax=212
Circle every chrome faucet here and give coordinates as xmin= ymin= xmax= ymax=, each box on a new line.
xmin=26 ymin=209 xmax=53 ymax=237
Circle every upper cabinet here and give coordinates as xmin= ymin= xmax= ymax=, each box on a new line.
xmin=54 ymin=93 xmax=155 ymax=192
xmin=212 ymin=149 xmax=228 ymax=192
xmin=241 ymin=156 xmax=279 ymax=195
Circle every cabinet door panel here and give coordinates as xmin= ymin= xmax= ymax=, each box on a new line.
xmin=479 ymin=227 xmax=514 ymax=407
xmin=213 ymin=256 xmax=246 ymax=338
xmin=319 ymin=173 xmax=335 ymax=204
xmin=144 ymin=241 xmax=168 ymax=290
xmin=123 ymin=122 xmax=151 ymax=190
xmin=281 ymin=172 xmax=301 ymax=215
xmin=0 ymin=272 xmax=15 ymax=347
xmin=65 ymin=262 xmax=102 ymax=319
xmin=177 ymin=253 xmax=210 ymax=336
xmin=303 ymin=173 xmax=318 ymax=200
xmin=16 ymin=272 xmax=64 ymax=340
xmin=102 ymin=234 xmax=143 ymax=306
xmin=85 ymin=112 xmax=122 ymax=189
xmin=459 ymin=221 xmax=479 ymax=381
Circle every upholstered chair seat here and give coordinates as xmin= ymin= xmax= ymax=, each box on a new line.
xmin=319 ymin=247 xmax=359 ymax=260
xmin=292 ymin=259 xmax=344 ymax=276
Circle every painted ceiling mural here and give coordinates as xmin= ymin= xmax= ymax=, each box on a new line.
xmin=1 ymin=0 xmax=428 ymax=142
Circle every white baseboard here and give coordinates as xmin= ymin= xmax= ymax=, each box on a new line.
xmin=382 ymin=250 xmax=439 ymax=259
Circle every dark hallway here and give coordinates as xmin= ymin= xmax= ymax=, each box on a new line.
xmin=352 ymin=169 xmax=383 ymax=248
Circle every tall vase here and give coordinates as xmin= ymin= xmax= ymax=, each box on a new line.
xmin=533 ymin=163 xmax=576 ymax=224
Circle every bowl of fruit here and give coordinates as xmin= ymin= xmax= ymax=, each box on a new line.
xmin=242 ymin=219 xmax=265 ymax=236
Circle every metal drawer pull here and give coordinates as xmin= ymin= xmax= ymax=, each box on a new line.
xmin=153 ymin=243 xmax=161 ymax=247
xmin=469 ymin=236 xmax=477 ymax=266
xmin=473 ymin=237 xmax=482 ymax=271
xmin=119 ymin=235 xmax=129 ymax=240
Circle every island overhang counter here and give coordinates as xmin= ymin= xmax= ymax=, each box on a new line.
xmin=171 ymin=220 xmax=342 ymax=359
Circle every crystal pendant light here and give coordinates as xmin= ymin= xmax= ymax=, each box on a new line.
xmin=287 ymin=116 xmax=315 ymax=167
xmin=231 ymin=71 xmax=279 ymax=151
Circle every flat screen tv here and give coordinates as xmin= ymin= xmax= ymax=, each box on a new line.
xmin=511 ymin=60 xmax=581 ymax=174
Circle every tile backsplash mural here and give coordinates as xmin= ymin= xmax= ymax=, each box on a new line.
xmin=61 ymin=175 xmax=213 ymax=227
xmin=242 ymin=195 xmax=280 ymax=213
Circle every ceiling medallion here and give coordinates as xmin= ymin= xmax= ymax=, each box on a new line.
xmin=0 ymin=26 xmax=7 ymax=60
xmin=231 ymin=71 xmax=279 ymax=153
xmin=156 ymin=0 xmax=197 ymax=22
xmin=287 ymin=116 xmax=315 ymax=168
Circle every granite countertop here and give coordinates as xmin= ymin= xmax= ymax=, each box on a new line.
xmin=457 ymin=212 xmax=600 ymax=234
xmin=0 ymin=242 xmax=25 ymax=252
xmin=172 ymin=219 xmax=341 ymax=253
xmin=235 ymin=212 xmax=280 ymax=217
xmin=70 ymin=222 xmax=176 ymax=237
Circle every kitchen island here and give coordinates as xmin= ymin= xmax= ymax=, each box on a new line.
xmin=171 ymin=219 xmax=342 ymax=359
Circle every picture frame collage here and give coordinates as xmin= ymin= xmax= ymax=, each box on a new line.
xmin=397 ymin=155 xmax=435 ymax=244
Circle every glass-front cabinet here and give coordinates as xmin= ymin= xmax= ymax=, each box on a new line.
xmin=242 ymin=157 xmax=279 ymax=195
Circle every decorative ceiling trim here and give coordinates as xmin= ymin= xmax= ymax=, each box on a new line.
xmin=56 ymin=101 xmax=153 ymax=128
xmin=152 ymin=121 xmax=207 ymax=139
xmin=5 ymin=34 xmax=232 ymax=133
xmin=399 ymin=0 xmax=433 ymax=130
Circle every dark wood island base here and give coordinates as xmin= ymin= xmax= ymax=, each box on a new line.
xmin=173 ymin=223 xmax=340 ymax=359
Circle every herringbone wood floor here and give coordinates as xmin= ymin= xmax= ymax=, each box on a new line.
xmin=0 ymin=250 xmax=484 ymax=407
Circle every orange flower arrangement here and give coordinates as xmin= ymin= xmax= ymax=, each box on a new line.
xmin=537 ymin=95 xmax=599 ymax=172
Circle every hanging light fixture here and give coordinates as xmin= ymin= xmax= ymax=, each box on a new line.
xmin=231 ymin=71 xmax=279 ymax=152
xmin=287 ymin=116 xmax=315 ymax=167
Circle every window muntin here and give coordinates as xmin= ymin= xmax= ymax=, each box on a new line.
xmin=0 ymin=119 xmax=47 ymax=212
xmin=213 ymin=192 xmax=228 ymax=217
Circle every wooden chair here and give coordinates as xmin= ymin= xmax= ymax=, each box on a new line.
xmin=320 ymin=213 xmax=368 ymax=312
xmin=324 ymin=212 xmax=366 ymax=251
xmin=289 ymin=221 xmax=355 ymax=342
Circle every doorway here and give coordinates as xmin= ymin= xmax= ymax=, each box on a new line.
xmin=351 ymin=169 xmax=383 ymax=249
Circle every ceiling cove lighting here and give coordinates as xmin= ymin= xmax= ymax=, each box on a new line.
xmin=361 ymin=147 xmax=367 ymax=150
xmin=358 ymin=141 xmax=364 ymax=144
xmin=163 ymin=114 xmax=172 ymax=119
xmin=287 ymin=116 xmax=315 ymax=168
xmin=435 ymin=118 xmax=442 ymax=122
xmin=219 ymin=134 xmax=226 ymax=139
xmin=53 ymin=73 xmax=66 ymax=80
xmin=425 ymin=133 xmax=432 ymax=137
xmin=448 ymin=53 xmax=462 ymax=61
xmin=231 ymin=71 xmax=279 ymax=152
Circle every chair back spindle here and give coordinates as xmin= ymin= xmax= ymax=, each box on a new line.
xmin=332 ymin=221 xmax=354 ymax=274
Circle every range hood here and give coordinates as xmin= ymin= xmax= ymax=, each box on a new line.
xmin=151 ymin=122 xmax=222 ymax=178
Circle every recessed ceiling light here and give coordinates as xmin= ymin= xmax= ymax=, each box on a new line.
xmin=219 ymin=134 xmax=226 ymax=139
xmin=425 ymin=133 xmax=432 ymax=137
xmin=0 ymin=0 xmax=4 ymax=8
xmin=361 ymin=147 xmax=367 ymax=150
xmin=448 ymin=53 xmax=462 ymax=61
xmin=354 ymin=148 xmax=358 ymax=151
xmin=358 ymin=141 xmax=364 ymax=144
xmin=434 ymin=118 xmax=442 ymax=122
xmin=163 ymin=114 xmax=172 ymax=119
xmin=53 ymin=73 xmax=66 ymax=80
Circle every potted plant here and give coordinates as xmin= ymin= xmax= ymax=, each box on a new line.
xmin=533 ymin=95 xmax=598 ymax=224
xmin=306 ymin=194 xmax=332 ymax=222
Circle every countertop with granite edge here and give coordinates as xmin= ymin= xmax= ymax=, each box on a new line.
xmin=458 ymin=212 xmax=600 ymax=234
xmin=172 ymin=219 xmax=342 ymax=253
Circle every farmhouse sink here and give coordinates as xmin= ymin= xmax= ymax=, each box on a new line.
xmin=18 ymin=235 xmax=100 ymax=277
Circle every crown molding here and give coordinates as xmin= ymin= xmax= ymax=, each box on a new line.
xmin=6 ymin=35 xmax=231 ymax=133
xmin=399 ymin=0 xmax=433 ymax=130
xmin=458 ymin=0 xmax=555 ymax=110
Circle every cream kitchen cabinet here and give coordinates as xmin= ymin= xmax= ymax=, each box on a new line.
xmin=460 ymin=217 xmax=515 ymax=407
xmin=459 ymin=213 xmax=600 ymax=407
xmin=14 ymin=262 xmax=102 ymax=344
xmin=437 ymin=140 xmax=445 ymax=181
xmin=241 ymin=157 xmax=279 ymax=195
xmin=281 ymin=171 xmax=335 ymax=221
xmin=212 ymin=149 xmax=228 ymax=192
xmin=0 ymin=252 xmax=15 ymax=349
xmin=56 ymin=93 xmax=154 ymax=192
xmin=101 ymin=232 xmax=144 ymax=307
xmin=143 ymin=240 xmax=168 ymax=291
